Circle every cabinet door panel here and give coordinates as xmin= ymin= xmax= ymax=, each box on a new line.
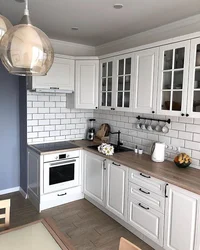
xmin=128 ymin=197 xmax=164 ymax=246
xmin=106 ymin=162 xmax=127 ymax=220
xmin=157 ymin=41 xmax=190 ymax=116
xmin=33 ymin=57 xmax=74 ymax=90
xmin=187 ymin=38 xmax=200 ymax=118
xmin=164 ymin=184 xmax=200 ymax=250
xmin=75 ymin=60 xmax=99 ymax=109
xmin=133 ymin=48 xmax=158 ymax=113
xmin=84 ymin=152 xmax=105 ymax=205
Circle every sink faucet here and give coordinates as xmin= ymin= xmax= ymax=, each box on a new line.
xmin=110 ymin=130 xmax=123 ymax=150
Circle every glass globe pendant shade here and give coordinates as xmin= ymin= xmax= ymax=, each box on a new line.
xmin=0 ymin=14 xmax=12 ymax=41
xmin=1 ymin=23 xmax=54 ymax=76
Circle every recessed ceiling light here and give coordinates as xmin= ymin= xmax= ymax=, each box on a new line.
xmin=71 ymin=27 xmax=79 ymax=31
xmin=113 ymin=3 xmax=124 ymax=9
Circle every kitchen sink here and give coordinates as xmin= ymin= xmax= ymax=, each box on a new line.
xmin=87 ymin=144 xmax=133 ymax=153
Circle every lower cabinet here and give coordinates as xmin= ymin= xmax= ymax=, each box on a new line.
xmin=105 ymin=161 xmax=128 ymax=221
xmin=83 ymin=151 xmax=106 ymax=206
xmin=164 ymin=184 xmax=200 ymax=250
xmin=128 ymin=197 xmax=164 ymax=246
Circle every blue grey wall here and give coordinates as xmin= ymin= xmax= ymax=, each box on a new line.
xmin=0 ymin=62 xmax=20 ymax=191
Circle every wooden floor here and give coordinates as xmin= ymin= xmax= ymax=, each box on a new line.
xmin=1 ymin=192 xmax=153 ymax=250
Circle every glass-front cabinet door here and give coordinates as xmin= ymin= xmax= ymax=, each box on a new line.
xmin=99 ymin=59 xmax=114 ymax=109
xmin=157 ymin=41 xmax=190 ymax=116
xmin=115 ymin=54 xmax=133 ymax=111
xmin=187 ymin=38 xmax=200 ymax=118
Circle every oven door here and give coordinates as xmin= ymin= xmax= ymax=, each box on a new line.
xmin=43 ymin=158 xmax=79 ymax=194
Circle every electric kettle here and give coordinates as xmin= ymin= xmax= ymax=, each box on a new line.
xmin=151 ymin=142 xmax=165 ymax=162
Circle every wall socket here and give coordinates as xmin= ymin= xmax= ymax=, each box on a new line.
xmin=166 ymin=145 xmax=181 ymax=152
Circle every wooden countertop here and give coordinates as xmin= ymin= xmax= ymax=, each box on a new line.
xmin=28 ymin=140 xmax=200 ymax=195
xmin=71 ymin=140 xmax=200 ymax=195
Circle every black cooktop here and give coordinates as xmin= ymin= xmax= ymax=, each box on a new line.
xmin=31 ymin=141 xmax=80 ymax=153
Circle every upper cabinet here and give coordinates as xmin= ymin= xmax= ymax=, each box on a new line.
xmin=132 ymin=48 xmax=159 ymax=114
xmin=99 ymin=58 xmax=115 ymax=110
xmin=157 ymin=41 xmax=190 ymax=116
xmin=99 ymin=53 xmax=134 ymax=112
xmin=75 ymin=60 xmax=99 ymax=109
xmin=115 ymin=54 xmax=133 ymax=111
xmin=187 ymin=38 xmax=200 ymax=118
xmin=29 ymin=56 xmax=75 ymax=91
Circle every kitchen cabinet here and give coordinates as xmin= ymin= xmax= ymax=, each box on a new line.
xmin=105 ymin=161 xmax=128 ymax=220
xmin=164 ymin=184 xmax=200 ymax=250
xmin=75 ymin=60 xmax=99 ymax=109
xmin=188 ymin=37 xmax=200 ymax=118
xmin=83 ymin=151 xmax=106 ymax=206
xmin=115 ymin=53 xmax=134 ymax=111
xmin=28 ymin=56 xmax=75 ymax=91
xmin=99 ymin=58 xmax=115 ymax=110
xmin=132 ymin=48 xmax=159 ymax=114
xmin=157 ymin=41 xmax=190 ymax=116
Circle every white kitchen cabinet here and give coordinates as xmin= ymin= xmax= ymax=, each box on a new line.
xmin=128 ymin=196 xmax=164 ymax=246
xmin=164 ymin=184 xmax=200 ymax=250
xmin=187 ymin=37 xmax=200 ymax=118
xmin=75 ymin=60 xmax=99 ymax=109
xmin=132 ymin=48 xmax=159 ymax=114
xmin=83 ymin=151 xmax=106 ymax=206
xmin=157 ymin=41 xmax=190 ymax=116
xmin=105 ymin=161 xmax=128 ymax=220
xmin=99 ymin=58 xmax=115 ymax=110
xmin=29 ymin=56 xmax=75 ymax=91
xmin=115 ymin=53 xmax=134 ymax=112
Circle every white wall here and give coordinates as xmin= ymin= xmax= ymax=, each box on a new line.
xmin=94 ymin=110 xmax=200 ymax=170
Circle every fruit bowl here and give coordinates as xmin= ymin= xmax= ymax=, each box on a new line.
xmin=174 ymin=153 xmax=191 ymax=168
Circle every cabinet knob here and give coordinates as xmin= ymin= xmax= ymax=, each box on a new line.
xmin=95 ymin=107 xmax=98 ymax=109
xmin=181 ymin=113 xmax=185 ymax=116
xmin=186 ymin=114 xmax=189 ymax=117
xmin=111 ymin=108 xmax=115 ymax=111
xmin=152 ymin=111 xmax=155 ymax=114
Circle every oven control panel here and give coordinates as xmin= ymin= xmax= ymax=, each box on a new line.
xmin=44 ymin=150 xmax=80 ymax=163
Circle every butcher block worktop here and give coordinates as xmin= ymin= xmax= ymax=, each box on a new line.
xmin=72 ymin=140 xmax=200 ymax=195
xmin=28 ymin=139 xmax=200 ymax=195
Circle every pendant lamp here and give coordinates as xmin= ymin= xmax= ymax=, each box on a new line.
xmin=0 ymin=0 xmax=54 ymax=76
xmin=0 ymin=15 xmax=12 ymax=41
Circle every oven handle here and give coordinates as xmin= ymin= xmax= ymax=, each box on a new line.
xmin=50 ymin=160 xmax=76 ymax=167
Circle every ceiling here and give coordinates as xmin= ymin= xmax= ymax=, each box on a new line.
xmin=1 ymin=0 xmax=200 ymax=46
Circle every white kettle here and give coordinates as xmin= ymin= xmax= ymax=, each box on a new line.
xmin=151 ymin=142 xmax=165 ymax=162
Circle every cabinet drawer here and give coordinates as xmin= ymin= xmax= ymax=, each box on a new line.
xmin=128 ymin=197 xmax=164 ymax=246
xmin=129 ymin=182 xmax=165 ymax=214
xmin=129 ymin=169 xmax=166 ymax=196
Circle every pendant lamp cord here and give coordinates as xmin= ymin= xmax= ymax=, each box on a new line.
xmin=24 ymin=0 xmax=29 ymax=16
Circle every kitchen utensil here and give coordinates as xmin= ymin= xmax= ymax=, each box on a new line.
xmin=155 ymin=121 xmax=162 ymax=132
xmin=151 ymin=142 xmax=165 ymax=162
xmin=86 ymin=119 xmax=96 ymax=141
xmin=162 ymin=123 xmax=169 ymax=134
xmin=136 ymin=121 xmax=141 ymax=129
xmin=141 ymin=120 xmax=147 ymax=130
xmin=147 ymin=120 xmax=153 ymax=131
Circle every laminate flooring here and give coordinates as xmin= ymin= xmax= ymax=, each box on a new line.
xmin=0 ymin=192 xmax=153 ymax=250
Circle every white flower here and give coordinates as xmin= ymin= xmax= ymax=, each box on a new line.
xmin=98 ymin=143 xmax=114 ymax=156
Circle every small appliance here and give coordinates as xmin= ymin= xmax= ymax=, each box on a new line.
xmin=86 ymin=119 xmax=95 ymax=141
xmin=151 ymin=142 xmax=165 ymax=162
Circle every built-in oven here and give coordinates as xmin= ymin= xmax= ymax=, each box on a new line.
xmin=43 ymin=151 xmax=80 ymax=194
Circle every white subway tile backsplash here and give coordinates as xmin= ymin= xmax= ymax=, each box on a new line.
xmin=172 ymin=122 xmax=185 ymax=131
xmin=27 ymin=92 xmax=89 ymax=143
xmin=171 ymin=138 xmax=184 ymax=147
xmin=185 ymin=141 xmax=200 ymax=150
xmin=186 ymin=124 xmax=200 ymax=133
xmin=193 ymin=133 xmax=200 ymax=142
xmin=179 ymin=131 xmax=193 ymax=140
xmin=192 ymin=150 xmax=200 ymax=160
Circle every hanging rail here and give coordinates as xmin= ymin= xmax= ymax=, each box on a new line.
xmin=136 ymin=116 xmax=171 ymax=124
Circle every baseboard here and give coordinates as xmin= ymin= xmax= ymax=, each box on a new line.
xmin=19 ymin=188 xmax=28 ymax=199
xmin=0 ymin=186 xmax=20 ymax=195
